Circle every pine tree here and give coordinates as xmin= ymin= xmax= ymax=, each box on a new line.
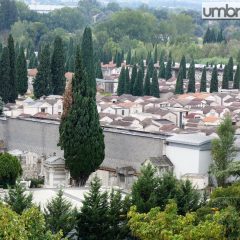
xmin=77 ymin=176 xmax=109 ymax=239
xmin=158 ymin=61 xmax=165 ymax=79
xmin=187 ymin=60 xmax=195 ymax=93
xmin=96 ymin=60 xmax=103 ymax=79
xmin=130 ymin=64 xmax=137 ymax=94
xmin=154 ymin=45 xmax=158 ymax=64
xmin=33 ymin=45 xmax=52 ymax=99
xmin=165 ymin=59 xmax=172 ymax=80
xmin=143 ymin=70 xmax=151 ymax=96
xmin=126 ymin=50 xmax=131 ymax=65
xmin=179 ymin=55 xmax=186 ymax=79
xmin=133 ymin=68 xmax=144 ymax=96
xmin=81 ymin=27 xmax=96 ymax=97
xmin=51 ymin=36 xmax=66 ymax=95
xmin=117 ymin=66 xmax=126 ymax=96
xmin=227 ymin=57 xmax=234 ymax=82
xmin=16 ymin=47 xmax=28 ymax=96
xmin=200 ymin=66 xmax=207 ymax=92
xmin=5 ymin=180 xmax=33 ymax=214
xmin=8 ymin=34 xmax=17 ymax=103
xmin=151 ymin=68 xmax=160 ymax=98
xmin=59 ymin=47 xmax=105 ymax=185
xmin=233 ymin=64 xmax=240 ymax=89
xmin=44 ymin=189 xmax=77 ymax=237
xmin=222 ymin=65 xmax=229 ymax=89
xmin=125 ymin=67 xmax=130 ymax=94
xmin=210 ymin=65 xmax=218 ymax=93
xmin=175 ymin=66 xmax=184 ymax=94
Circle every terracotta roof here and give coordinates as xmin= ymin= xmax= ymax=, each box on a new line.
xmin=203 ymin=116 xmax=219 ymax=123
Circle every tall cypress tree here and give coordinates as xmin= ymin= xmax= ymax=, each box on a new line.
xmin=151 ymin=68 xmax=160 ymax=98
xmin=233 ymin=64 xmax=240 ymax=89
xmin=33 ymin=45 xmax=52 ymax=99
xmin=133 ymin=68 xmax=143 ymax=96
xmin=210 ymin=65 xmax=218 ymax=93
xmin=158 ymin=61 xmax=165 ymax=78
xmin=203 ymin=27 xmax=211 ymax=44
xmin=180 ymin=55 xmax=186 ymax=79
xmin=0 ymin=47 xmax=10 ymax=103
xmin=125 ymin=67 xmax=130 ymax=94
xmin=200 ymin=66 xmax=207 ymax=92
xmin=175 ymin=66 xmax=184 ymax=94
xmin=165 ymin=59 xmax=172 ymax=80
xmin=126 ymin=50 xmax=131 ymax=65
xmin=117 ymin=66 xmax=126 ymax=96
xmin=217 ymin=29 xmax=224 ymax=43
xmin=96 ymin=60 xmax=103 ymax=79
xmin=154 ymin=45 xmax=158 ymax=64
xmin=187 ymin=60 xmax=195 ymax=93
xmin=222 ymin=65 xmax=229 ymax=89
xmin=81 ymin=27 xmax=96 ymax=97
xmin=147 ymin=58 xmax=154 ymax=78
xmin=130 ymin=64 xmax=137 ymax=94
xmin=227 ymin=57 xmax=234 ymax=82
xmin=16 ymin=47 xmax=28 ymax=96
xmin=8 ymin=34 xmax=17 ymax=102
xmin=59 ymin=46 xmax=105 ymax=186
xmin=51 ymin=36 xmax=66 ymax=95
xmin=29 ymin=53 xmax=38 ymax=69
xmin=143 ymin=70 xmax=151 ymax=96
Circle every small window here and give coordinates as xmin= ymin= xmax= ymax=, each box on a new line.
xmin=122 ymin=110 xmax=124 ymax=115
xmin=41 ymin=108 xmax=46 ymax=113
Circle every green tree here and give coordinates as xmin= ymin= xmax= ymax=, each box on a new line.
xmin=95 ymin=60 xmax=103 ymax=79
xmin=217 ymin=29 xmax=224 ymax=43
xmin=233 ymin=64 xmax=240 ymax=89
xmin=222 ymin=65 xmax=229 ymax=89
xmin=144 ymin=69 xmax=151 ymax=96
xmin=165 ymin=58 xmax=172 ymax=80
xmin=51 ymin=36 xmax=66 ymax=95
xmin=200 ymin=66 xmax=207 ymax=92
xmin=154 ymin=45 xmax=158 ymax=64
xmin=210 ymin=65 xmax=218 ymax=93
xmin=147 ymin=58 xmax=154 ymax=78
xmin=227 ymin=57 xmax=234 ymax=82
xmin=133 ymin=67 xmax=144 ymax=96
xmin=125 ymin=67 xmax=130 ymax=94
xmin=180 ymin=55 xmax=186 ymax=79
xmin=211 ymin=116 xmax=236 ymax=187
xmin=16 ymin=46 xmax=28 ymax=96
xmin=8 ymin=34 xmax=17 ymax=103
xmin=187 ymin=59 xmax=195 ymax=93
xmin=33 ymin=45 xmax=52 ymax=98
xmin=0 ymin=47 xmax=11 ymax=103
xmin=59 ymin=47 xmax=105 ymax=186
xmin=5 ymin=180 xmax=33 ymax=214
xmin=0 ymin=97 xmax=3 ymax=115
xmin=175 ymin=66 xmax=184 ymax=94
xmin=44 ymin=189 xmax=77 ymax=237
xmin=158 ymin=60 xmax=165 ymax=79
xmin=151 ymin=68 xmax=160 ymax=98
xmin=117 ymin=66 xmax=126 ymax=96
xmin=130 ymin=64 xmax=137 ymax=94
xmin=126 ymin=49 xmax=131 ymax=65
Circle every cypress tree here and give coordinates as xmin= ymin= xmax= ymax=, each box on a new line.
xmin=151 ymin=68 xmax=160 ymax=98
xmin=0 ymin=47 xmax=10 ymax=103
xmin=209 ymin=29 xmax=216 ymax=43
xmin=227 ymin=57 xmax=234 ymax=82
xmin=143 ymin=70 xmax=151 ymax=96
xmin=210 ymin=65 xmax=218 ymax=93
xmin=233 ymin=64 xmax=240 ymax=89
xmin=16 ymin=47 xmax=28 ymax=96
xmin=180 ymin=55 xmax=186 ymax=79
xmin=29 ymin=53 xmax=38 ymax=68
xmin=237 ymin=50 xmax=240 ymax=64
xmin=165 ymin=59 xmax=172 ymax=80
xmin=81 ymin=27 xmax=96 ymax=97
xmin=117 ymin=66 xmax=126 ymax=96
xmin=96 ymin=60 xmax=103 ymax=79
xmin=187 ymin=60 xmax=195 ymax=93
xmin=8 ymin=34 xmax=17 ymax=103
xmin=146 ymin=51 xmax=151 ymax=66
xmin=33 ymin=45 xmax=52 ymax=99
xmin=147 ymin=58 xmax=154 ymax=78
xmin=200 ymin=66 xmax=207 ymax=92
xmin=217 ymin=29 xmax=224 ymax=43
xmin=116 ymin=52 xmax=121 ymax=68
xmin=68 ymin=55 xmax=75 ymax=72
xmin=222 ymin=65 xmax=229 ymax=89
xmin=51 ymin=36 xmax=66 ymax=95
xmin=125 ymin=67 xmax=130 ymax=94
xmin=133 ymin=68 xmax=144 ymax=96
xmin=159 ymin=50 xmax=164 ymax=64
xmin=130 ymin=64 xmax=137 ymax=94
xmin=175 ymin=66 xmax=184 ymax=94
xmin=59 ymin=47 xmax=105 ymax=185
xmin=126 ymin=50 xmax=131 ymax=65
xmin=203 ymin=27 xmax=211 ymax=44
xmin=15 ymin=42 xmax=20 ymax=58
xmin=158 ymin=61 xmax=165 ymax=79
xmin=154 ymin=45 xmax=158 ymax=64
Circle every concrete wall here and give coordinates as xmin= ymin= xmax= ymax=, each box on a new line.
xmin=0 ymin=118 xmax=166 ymax=172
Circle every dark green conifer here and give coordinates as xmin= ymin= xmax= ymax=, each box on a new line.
xmin=126 ymin=50 xmax=131 ymax=65
xmin=16 ymin=47 xmax=28 ymax=96
xmin=200 ymin=66 xmax=207 ymax=92
xmin=117 ymin=66 xmax=126 ymax=96
xmin=144 ymin=70 xmax=151 ymax=96
xmin=130 ymin=64 xmax=137 ymax=94
xmin=154 ymin=45 xmax=158 ymax=64
xmin=203 ymin=27 xmax=211 ymax=44
xmin=165 ymin=59 xmax=172 ymax=80
xmin=179 ymin=55 xmax=186 ymax=79
xmin=233 ymin=64 xmax=240 ymax=89
xmin=222 ymin=65 xmax=229 ymax=89
xmin=147 ymin=58 xmax=154 ymax=79
xmin=227 ymin=57 xmax=234 ymax=82
xmin=96 ymin=60 xmax=103 ymax=79
xmin=187 ymin=60 xmax=195 ymax=93
xmin=175 ymin=66 xmax=184 ymax=94
xmin=210 ymin=65 xmax=218 ymax=93
xmin=133 ymin=68 xmax=144 ymax=96
xmin=159 ymin=61 xmax=165 ymax=78
xmin=217 ymin=29 xmax=224 ymax=43
xmin=151 ymin=68 xmax=160 ymax=98
xmin=125 ymin=67 xmax=130 ymax=94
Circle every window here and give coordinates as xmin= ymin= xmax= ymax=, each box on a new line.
xmin=41 ymin=108 xmax=46 ymax=113
xmin=122 ymin=110 xmax=125 ymax=115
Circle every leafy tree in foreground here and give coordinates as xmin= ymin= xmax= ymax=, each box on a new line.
xmin=16 ymin=47 xmax=28 ymax=96
xmin=117 ymin=66 xmax=126 ymax=96
xmin=210 ymin=65 xmax=218 ymax=93
xmin=200 ymin=66 xmax=207 ymax=92
xmin=5 ymin=180 xmax=33 ymax=214
xmin=59 ymin=47 xmax=105 ymax=186
xmin=151 ymin=68 xmax=160 ymax=98
xmin=211 ymin=115 xmax=236 ymax=187
xmin=175 ymin=66 xmax=184 ymax=94
xmin=44 ymin=189 xmax=77 ymax=237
